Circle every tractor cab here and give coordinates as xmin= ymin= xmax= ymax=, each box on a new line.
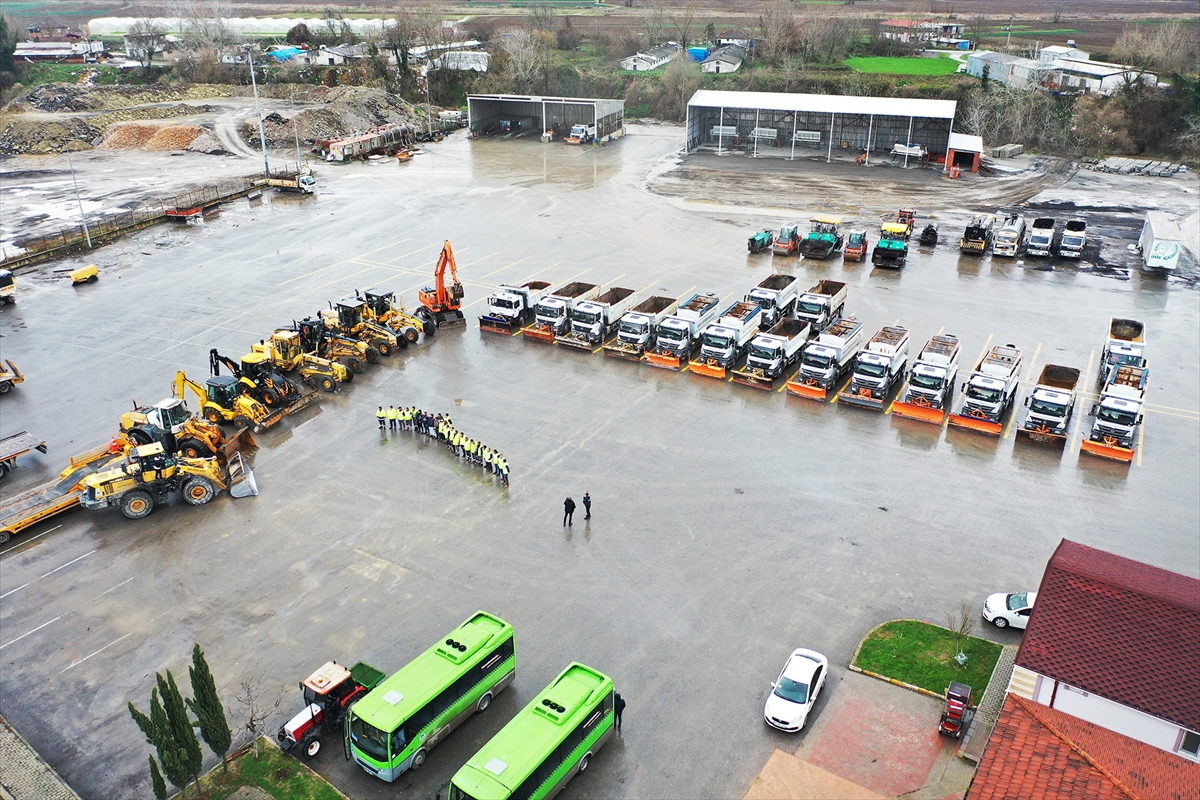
xmin=122 ymin=398 xmax=192 ymax=438
xmin=205 ymin=375 xmax=241 ymax=409
xmin=270 ymin=330 xmax=304 ymax=362
xmin=301 ymin=661 xmax=357 ymax=709
xmin=294 ymin=317 xmax=328 ymax=353
xmin=896 ymin=208 xmax=916 ymax=236
xmin=239 ymin=352 xmax=272 ymax=382
xmin=360 ymin=289 xmax=395 ymax=318
xmin=129 ymin=442 xmax=176 ymax=482
xmin=334 ymin=299 xmax=368 ymax=330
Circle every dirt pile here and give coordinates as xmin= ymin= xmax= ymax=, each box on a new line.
xmin=6 ymin=83 xmax=235 ymax=113
xmin=242 ymin=87 xmax=420 ymax=147
xmin=186 ymin=131 xmax=226 ymax=154
xmin=0 ymin=117 xmax=100 ymax=154
xmin=100 ymin=122 xmax=203 ymax=150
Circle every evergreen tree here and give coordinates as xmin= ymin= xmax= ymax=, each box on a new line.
xmin=149 ymin=755 xmax=168 ymax=800
xmin=187 ymin=643 xmax=232 ymax=771
xmin=0 ymin=15 xmax=15 ymax=75
xmin=130 ymin=688 xmax=189 ymax=797
xmin=160 ymin=670 xmax=204 ymax=790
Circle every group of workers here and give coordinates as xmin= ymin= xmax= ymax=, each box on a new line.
xmin=377 ymin=405 xmax=510 ymax=486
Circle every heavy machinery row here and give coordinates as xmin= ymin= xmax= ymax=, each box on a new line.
xmin=0 ymin=242 xmax=467 ymax=545
xmin=480 ymin=274 xmax=1150 ymax=466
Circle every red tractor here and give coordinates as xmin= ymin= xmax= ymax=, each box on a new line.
xmin=418 ymin=240 xmax=466 ymax=330
xmin=896 ymin=208 xmax=916 ymax=238
xmin=277 ymin=661 xmax=384 ymax=758
xmin=938 ymin=681 xmax=973 ymax=738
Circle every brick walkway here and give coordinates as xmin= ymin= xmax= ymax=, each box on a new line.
xmin=958 ymin=644 xmax=1018 ymax=763
xmin=0 ymin=715 xmax=81 ymax=800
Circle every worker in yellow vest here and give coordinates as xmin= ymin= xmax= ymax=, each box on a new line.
xmin=376 ymin=406 xmax=386 ymax=430
xmin=386 ymin=405 xmax=397 ymax=432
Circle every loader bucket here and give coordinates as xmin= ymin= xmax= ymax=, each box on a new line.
xmin=219 ymin=429 xmax=259 ymax=463
xmin=688 ymin=359 xmax=727 ymax=379
xmin=226 ymin=452 xmax=259 ymax=498
xmin=521 ymin=324 xmax=557 ymax=343
xmin=786 ymin=379 xmax=828 ymax=401
xmin=891 ymin=400 xmax=947 ymax=425
xmin=947 ymin=412 xmax=1003 ymax=436
xmin=1080 ymin=438 xmax=1135 ymax=463
xmin=645 ymin=351 xmax=683 ymax=370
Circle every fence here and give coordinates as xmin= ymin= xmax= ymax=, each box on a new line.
xmin=1 ymin=175 xmax=265 ymax=269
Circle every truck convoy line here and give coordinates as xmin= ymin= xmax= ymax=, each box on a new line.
xmin=522 ymin=282 xmax=600 ymax=342
xmin=602 ymin=295 xmax=684 ymax=361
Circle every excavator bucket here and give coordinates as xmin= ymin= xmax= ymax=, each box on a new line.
xmin=521 ymin=324 xmax=557 ymax=343
xmin=688 ymin=359 xmax=727 ymax=379
xmin=645 ymin=351 xmax=683 ymax=370
xmin=226 ymin=452 xmax=259 ymax=498
xmin=1080 ymin=438 xmax=1135 ymax=463
xmin=786 ymin=379 xmax=828 ymax=401
xmin=947 ymin=413 xmax=1003 ymax=436
xmin=891 ymin=400 xmax=948 ymax=425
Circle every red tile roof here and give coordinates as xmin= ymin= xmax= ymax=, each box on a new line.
xmin=1016 ymin=539 xmax=1200 ymax=730
xmin=971 ymin=695 xmax=1200 ymax=800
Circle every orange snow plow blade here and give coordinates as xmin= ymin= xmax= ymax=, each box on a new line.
xmin=1016 ymin=425 xmax=1067 ymax=446
xmin=645 ymin=351 xmax=683 ymax=369
xmin=1080 ymin=437 xmax=1135 ymax=463
xmin=520 ymin=323 xmax=557 ymax=343
xmin=730 ymin=368 xmax=774 ymax=390
xmin=891 ymin=399 xmax=947 ymax=425
xmin=786 ymin=378 xmax=828 ymax=401
xmin=689 ymin=359 xmax=727 ymax=379
xmin=947 ymin=412 xmax=1003 ymax=436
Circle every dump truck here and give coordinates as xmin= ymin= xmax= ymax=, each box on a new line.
xmin=794 ymin=280 xmax=847 ymax=332
xmin=947 ymin=344 xmax=1024 ymax=435
xmin=785 ymin=317 xmax=864 ymax=400
xmin=1016 ymin=364 xmax=1082 ymax=445
xmin=521 ymin=281 xmax=600 ymax=342
xmin=843 ymin=230 xmax=869 ymax=262
xmin=267 ymin=172 xmax=317 ymax=194
xmin=891 ymin=334 xmax=961 ymax=424
xmin=0 ymin=432 xmax=47 ymax=481
xmin=992 ymin=214 xmax=1026 ymax=257
xmin=478 ymin=280 xmax=553 ymax=333
xmin=773 ymin=223 xmax=802 ymax=255
xmin=745 ymin=274 xmax=798 ymax=329
xmin=1100 ymin=318 xmax=1146 ymax=384
xmin=565 ymin=123 xmax=596 ymax=144
xmin=872 ymin=223 xmax=909 ymax=268
xmin=798 ymin=216 xmax=844 ymax=259
xmin=1058 ymin=219 xmax=1087 ymax=259
xmin=0 ymin=359 xmax=25 ymax=393
xmin=960 ymin=215 xmax=995 ymax=253
xmin=557 ymin=286 xmax=637 ymax=349
xmin=645 ymin=292 xmax=722 ymax=369
xmin=1025 ymin=218 xmax=1056 ymax=257
xmin=837 ymin=325 xmax=910 ymax=409
xmin=731 ymin=319 xmax=811 ymax=389
xmin=250 ymin=330 xmax=349 ymax=392
xmin=0 ymin=442 xmax=126 ymax=544
xmin=1081 ymin=365 xmax=1147 ymax=463
xmin=748 ymin=229 xmax=774 ymax=254
xmin=690 ymin=301 xmax=763 ymax=379
xmin=80 ymin=441 xmax=257 ymax=520
xmin=278 ymin=661 xmax=386 ymax=760
xmin=602 ymin=295 xmax=683 ymax=360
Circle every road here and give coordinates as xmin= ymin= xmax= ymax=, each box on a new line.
xmin=0 ymin=125 xmax=1197 ymax=800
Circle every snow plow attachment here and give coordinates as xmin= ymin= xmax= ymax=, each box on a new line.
xmin=1080 ymin=437 xmax=1135 ymax=463
xmin=226 ymin=452 xmax=259 ymax=498
xmin=555 ymin=333 xmax=595 ymax=351
xmin=891 ymin=399 xmax=948 ymax=425
xmin=520 ymin=323 xmax=557 ymax=343
xmin=478 ymin=315 xmax=517 ymax=335
xmin=786 ymin=378 xmax=829 ymax=401
xmin=836 ymin=387 xmax=886 ymax=410
xmin=947 ymin=411 xmax=1003 ymax=436
xmin=1015 ymin=425 xmax=1068 ymax=446
xmin=602 ymin=341 xmax=643 ymax=361
xmin=645 ymin=351 xmax=684 ymax=370
xmin=688 ymin=359 xmax=727 ymax=379
xmin=730 ymin=367 xmax=775 ymax=390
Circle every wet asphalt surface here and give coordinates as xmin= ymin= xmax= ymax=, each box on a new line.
xmin=0 ymin=126 xmax=1197 ymax=800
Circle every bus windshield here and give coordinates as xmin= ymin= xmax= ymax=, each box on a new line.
xmin=351 ymin=715 xmax=390 ymax=761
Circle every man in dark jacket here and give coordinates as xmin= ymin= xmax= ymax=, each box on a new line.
xmin=614 ymin=692 xmax=625 ymax=735
xmin=563 ymin=497 xmax=576 ymax=526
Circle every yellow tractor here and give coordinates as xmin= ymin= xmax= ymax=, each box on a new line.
xmin=175 ymin=371 xmax=271 ymax=432
xmin=118 ymin=397 xmax=256 ymax=460
xmin=210 ymin=349 xmax=302 ymax=408
xmin=249 ymin=330 xmax=349 ymax=392
xmin=321 ymin=297 xmax=402 ymax=356
xmin=356 ymin=288 xmax=423 ymax=344
xmin=293 ymin=317 xmax=370 ymax=373
xmin=80 ymin=442 xmax=257 ymax=520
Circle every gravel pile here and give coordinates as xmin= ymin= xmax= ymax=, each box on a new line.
xmin=145 ymin=125 xmax=203 ymax=150
xmin=99 ymin=122 xmax=204 ymax=151
xmin=0 ymin=117 xmax=100 ymax=154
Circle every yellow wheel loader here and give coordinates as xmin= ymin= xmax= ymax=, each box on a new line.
xmin=80 ymin=442 xmax=257 ymax=520
xmin=175 ymin=371 xmax=271 ymax=432
xmin=250 ymin=330 xmax=349 ymax=392
xmin=118 ymin=397 xmax=257 ymax=460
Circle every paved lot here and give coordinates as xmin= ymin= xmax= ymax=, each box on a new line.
xmin=0 ymin=126 xmax=1197 ymax=800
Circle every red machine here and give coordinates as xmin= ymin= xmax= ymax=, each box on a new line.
xmin=276 ymin=661 xmax=384 ymax=758
xmin=938 ymin=681 xmax=973 ymax=738
xmin=896 ymin=208 xmax=916 ymax=238
xmin=418 ymin=240 xmax=466 ymax=329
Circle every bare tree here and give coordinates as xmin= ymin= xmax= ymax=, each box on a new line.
xmin=127 ymin=17 xmax=166 ymax=69
xmin=671 ymin=5 xmax=697 ymax=50
xmin=233 ymin=674 xmax=282 ymax=758
xmin=645 ymin=0 xmax=669 ymax=47
xmin=655 ymin=59 xmax=699 ymax=121
xmin=499 ymin=28 xmax=546 ymax=94
xmin=529 ymin=1 xmax=557 ymax=33
xmin=758 ymin=1 xmax=797 ymax=67
xmin=384 ymin=6 xmax=425 ymax=77
xmin=1051 ymin=5 xmax=1064 ymax=24
xmin=947 ymin=600 xmax=977 ymax=657
xmin=968 ymin=14 xmax=989 ymax=48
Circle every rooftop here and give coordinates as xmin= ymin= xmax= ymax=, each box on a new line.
xmin=971 ymin=695 xmax=1200 ymax=800
xmin=687 ymin=90 xmax=957 ymax=120
xmin=1016 ymin=539 xmax=1200 ymax=731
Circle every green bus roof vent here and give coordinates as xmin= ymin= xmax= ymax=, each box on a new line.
xmin=533 ymin=677 xmax=591 ymax=725
xmin=435 ymin=623 xmax=490 ymax=665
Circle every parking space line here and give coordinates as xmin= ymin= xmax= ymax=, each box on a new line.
xmin=479 ymin=256 xmax=528 ymax=279
xmin=1021 ymin=342 xmax=1043 ymax=384
xmin=972 ymin=334 xmax=994 ymax=367
xmin=1137 ymin=425 xmax=1144 ymax=467
xmin=829 ymin=375 xmax=853 ymax=403
xmin=0 ymin=549 xmax=96 ymax=600
xmin=0 ymin=525 xmax=60 ymax=556
xmin=382 ymin=242 xmax=440 ymax=265
xmin=1068 ymin=350 xmax=1096 ymax=453
xmin=278 ymin=237 xmax=411 ymax=285
xmin=0 ymin=616 xmax=63 ymax=650
xmin=462 ymin=252 xmax=499 ymax=268
xmin=61 ymin=633 xmax=133 ymax=673
xmin=92 ymin=576 xmax=135 ymax=600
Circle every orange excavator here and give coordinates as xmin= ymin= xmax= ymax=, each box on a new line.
xmin=418 ymin=240 xmax=465 ymax=330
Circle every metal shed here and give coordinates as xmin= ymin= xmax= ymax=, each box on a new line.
xmin=685 ymin=89 xmax=957 ymax=168
xmin=467 ymin=95 xmax=625 ymax=141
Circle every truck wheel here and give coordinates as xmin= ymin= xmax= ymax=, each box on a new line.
xmin=403 ymin=327 xmax=418 ymax=344
xmin=234 ymin=415 xmax=252 ymax=431
xmin=261 ymin=389 xmax=280 ymax=407
xmin=121 ymin=490 xmax=155 ymax=519
xmin=0 ymin=530 xmax=9 ymax=544
xmin=320 ymin=376 xmax=336 ymax=392
xmin=128 ymin=429 xmax=154 ymax=446
xmin=182 ymin=477 xmax=216 ymax=506
xmin=205 ymin=408 xmax=221 ymax=423
xmin=374 ymin=339 xmax=393 ymax=357
xmin=364 ymin=347 xmax=381 ymax=364
xmin=342 ymin=356 xmax=364 ymax=374
xmin=176 ymin=438 xmax=206 ymax=459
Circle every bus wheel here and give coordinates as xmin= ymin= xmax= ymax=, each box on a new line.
xmin=305 ymin=738 xmax=321 ymax=758
xmin=578 ymin=753 xmax=591 ymax=773
xmin=411 ymin=749 xmax=427 ymax=769
xmin=477 ymin=693 xmax=492 ymax=713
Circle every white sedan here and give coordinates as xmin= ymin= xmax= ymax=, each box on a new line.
xmin=982 ymin=591 xmax=1037 ymax=629
xmin=764 ymin=648 xmax=828 ymax=732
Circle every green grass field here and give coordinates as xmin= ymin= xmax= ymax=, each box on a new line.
xmin=853 ymin=620 xmax=1002 ymax=700
xmin=188 ymin=738 xmax=345 ymax=800
xmin=844 ymin=56 xmax=961 ymax=76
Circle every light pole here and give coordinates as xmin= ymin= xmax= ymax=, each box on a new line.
xmin=65 ymin=150 xmax=92 ymax=249
xmin=245 ymin=44 xmax=271 ymax=178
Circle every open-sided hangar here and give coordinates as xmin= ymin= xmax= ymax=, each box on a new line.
xmin=684 ymin=89 xmax=958 ymax=168
xmin=467 ymin=94 xmax=625 ymax=141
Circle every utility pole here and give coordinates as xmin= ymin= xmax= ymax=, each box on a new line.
xmin=290 ymin=89 xmax=302 ymax=169
xmin=1005 ymin=16 xmax=1014 ymax=52
xmin=245 ymin=44 xmax=270 ymax=179
xmin=424 ymin=76 xmax=433 ymax=137
xmin=65 ymin=150 xmax=92 ymax=249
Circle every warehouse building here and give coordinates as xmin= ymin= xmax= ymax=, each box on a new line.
xmin=684 ymin=90 xmax=957 ymax=168
xmin=466 ymin=95 xmax=625 ymax=141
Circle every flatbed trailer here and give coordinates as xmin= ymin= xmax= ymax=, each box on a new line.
xmin=1 ymin=432 xmax=48 ymax=479
xmin=0 ymin=443 xmax=123 ymax=544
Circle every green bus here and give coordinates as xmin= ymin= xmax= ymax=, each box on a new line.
xmin=447 ymin=662 xmax=615 ymax=800
xmin=346 ymin=611 xmax=516 ymax=782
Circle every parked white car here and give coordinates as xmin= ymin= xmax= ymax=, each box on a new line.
xmin=764 ymin=648 xmax=828 ymax=732
xmin=982 ymin=591 xmax=1037 ymax=629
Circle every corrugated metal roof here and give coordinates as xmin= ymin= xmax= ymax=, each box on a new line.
xmin=948 ymin=132 xmax=983 ymax=152
xmin=687 ymin=90 xmax=957 ymax=120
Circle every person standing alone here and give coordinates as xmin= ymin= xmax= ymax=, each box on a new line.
xmin=614 ymin=692 xmax=625 ymax=736
xmin=563 ymin=496 xmax=576 ymax=526
xmin=583 ymin=491 xmax=592 ymax=520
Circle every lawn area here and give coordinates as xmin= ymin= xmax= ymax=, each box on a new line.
xmin=844 ymin=56 xmax=961 ymax=76
xmin=853 ymin=620 xmax=1002 ymax=701
xmin=184 ymin=738 xmax=345 ymax=800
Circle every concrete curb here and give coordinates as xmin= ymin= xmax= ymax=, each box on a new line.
xmin=847 ymin=663 xmax=944 ymax=701
xmin=848 ymin=619 xmax=993 ymax=707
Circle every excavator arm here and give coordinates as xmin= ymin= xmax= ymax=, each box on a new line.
xmin=433 ymin=241 xmax=463 ymax=308
xmin=209 ymin=349 xmax=242 ymax=379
